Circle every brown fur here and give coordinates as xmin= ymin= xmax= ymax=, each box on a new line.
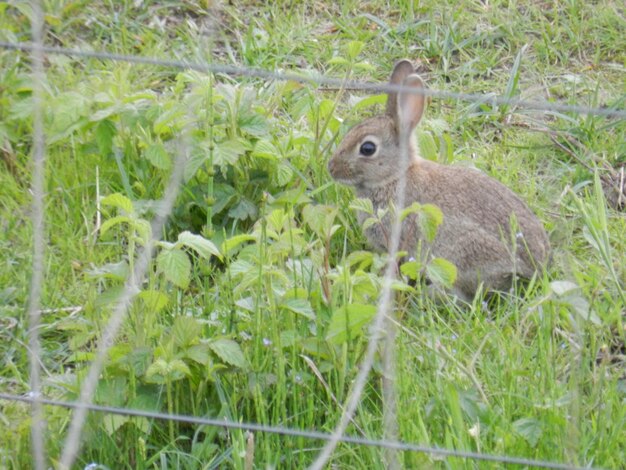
xmin=328 ymin=60 xmax=550 ymax=301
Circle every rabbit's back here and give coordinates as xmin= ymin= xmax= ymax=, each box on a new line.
xmin=402 ymin=160 xmax=550 ymax=297
xmin=412 ymin=161 xmax=548 ymax=253
xmin=358 ymin=158 xmax=549 ymax=299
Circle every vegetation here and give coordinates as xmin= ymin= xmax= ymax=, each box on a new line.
xmin=1 ymin=0 xmax=624 ymax=468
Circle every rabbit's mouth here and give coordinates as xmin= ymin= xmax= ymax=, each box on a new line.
xmin=328 ymin=158 xmax=360 ymax=184
xmin=332 ymin=174 xmax=357 ymax=185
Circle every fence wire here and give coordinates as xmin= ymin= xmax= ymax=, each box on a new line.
xmin=1 ymin=41 xmax=626 ymax=119
xmin=0 ymin=393 xmax=595 ymax=470
xmin=24 ymin=4 xmax=47 ymax=470
xmin=1 ymin=32 xmax=621 ymax=470
xmin=310 ymin=67 xmax=418 ymax=470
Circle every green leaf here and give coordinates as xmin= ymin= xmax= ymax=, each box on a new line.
xmin=101 ymin=193 xmax=134 ymax=214
xmin=362 ymin=216 xmax=379 ymax=231
xmin=133 ymin=219 xmax=152 ymax=245
xmin=349 ymin=198 xmax=374 ymax=215
xmin=346 ymin=250 xmax=374 ymax=269
xmin=145 ymin=359 xmax=168 ymax=383
xmin=184 ymin=149 xmax=207 ymax=182
xmin=300 ymin=338 xmax=333 ymax=360
xmin=400 ymin=202 xmax=422 ymax=222
xmin=209 ymin=338 xmax=249 ymax=369
xmin=353 ymin=93 xmax=387 ymax=111
xmin=186 ymin=344 xmax=211 ymax=365
xmin=157 ymin=248 xmax=191 ymax=289
xmin=137 ymin=290 xmax=169 ymax=312
xmin=440 ymin=132 xmax=454 ymax=163
xmin=177 ymin=231 xmax=222 ymax=260
xmin=328 ymin=56 xmax=349 ymax=66
xmin=505 ymin=44 xmax=528 ymax=100
xmin=550 ymin=281 xmax=600 ymax=325
xmin=153 ymin=106 xmax=188 ymax=136
xmin=417 ymin=130 xmax=438 ymax=161
xmin=302 ymin=204 xmax=338 ymax=239
xmin=238 ymin=114 xmax=268 ymax=137
xmin=581 ymin=226 xmax=601 ymax=252
xmin=144 ymin=141 xmax=171 ymax=170
xmin=95 ymin=119 xmax=116 ymax=155
xmin=568 ymin=295 xmax=599 ymax=325
xmin=8 ymin=94 xmax=33 ymax=121
xmin=426 ymin=257 xmax=457 ymax=288
xmin=279 ymin=330 xmax=298 ymax=348
xmin=273 ymin=187 xmax=311 ymax=206
xmin=550 ymin=280 xmax=579 ymax=296
xmin=400 ymin=260 xmax=421 ymax=281
xmin=235 ymin=297 xmax=255 ymax=312
xmin=353 ymin=61 xmax=376 ymax=72
xmin=418 ymin=203 xmax=443 ymax=242
xmin=326 ymin=304 xmax=377 ymax=344
xmin=391 ymin=279 xmax=413 ymax=292
xmin=275 ymin=161 xmax=293 ymax=187
xmin=128 ymin=389 xmax=161 ymax=413
xmin=228 ymin=198 xmax=258 ymax=221
xmin=252 ymin=139 xmax=278 ymax=160
xmin=94 ymin=285 xmax=124 ymax=309
xmin=172 ymin=316 xmax=200 ymax=348
xmin=222 ymin=234 xmax=256 ymax=254
xmin=50 ymin=92 xmax=87 ymax=132
xmin=212 ymin=183 xmax=238 ymax=215
xmin=346 ymin=40 xmax=365 ymax=60
xmin=99 ymin=215 xmax=132 ymax=236
xmin=214 ymin=139 xmax=247 ymax=167
xmin=146 ymin=358 xmax=190 ymax=383
xmin=513 ymin=418 xmax=542 ymax=447
xmin=91 ymin=103 xmax=124 ymax=122
xmin=229 ymin=259 xmax=254 ymax=277
xmin=265 ymin=209 xmax=288 ymax=233
xmin=102 ymin=414 xmax=132 ymax=435
xmin=85 ymin=260 xmax=129 ymax=282
xmin=280 ymin=298 xmax=316 ymax=320
xmin=95 ymin=377 xmax=127 ymax=407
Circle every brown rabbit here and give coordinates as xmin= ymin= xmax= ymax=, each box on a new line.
xmin=328 ymin=60 xmax=550 ymax=302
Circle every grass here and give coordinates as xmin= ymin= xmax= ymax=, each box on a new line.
xmin=1 ymin=0 xmax=625 ymax=468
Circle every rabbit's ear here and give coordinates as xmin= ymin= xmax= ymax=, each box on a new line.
xmin=386 ymin=60 xmax=415 ymax=117
xmin=396 ymin=74 xmax=426 ymax=133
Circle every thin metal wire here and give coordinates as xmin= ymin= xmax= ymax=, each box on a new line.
xmin=382 ymin=313 xmax=400 ymax=470
xmin=0 ymin=393 xmax=594 ymax=470
xmin=309 ymin=73 xmax=417 ymax=470
xmin=25 ymin=3 xmax=48 ymax=469
xmin=1 ymin=41 xmax=625 ymax=118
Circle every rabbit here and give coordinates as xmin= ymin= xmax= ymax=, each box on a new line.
xmin=327 ymin=60 xmax=550 ymax=302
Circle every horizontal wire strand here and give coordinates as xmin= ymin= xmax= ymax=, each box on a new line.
xmin=0 ymin=393 xmax=595 ymax=470
xmin=1 ymin=41 xmax=625 ymax=119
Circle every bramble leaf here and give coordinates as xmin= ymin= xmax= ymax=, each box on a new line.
xmin=157 ymin=248 xmax=191 ymax=289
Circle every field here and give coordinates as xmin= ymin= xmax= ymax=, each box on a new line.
xmin=0 ymin=0 xmax=625 ymax=468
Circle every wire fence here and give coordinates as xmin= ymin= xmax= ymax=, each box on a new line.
xmin=1 ymin=8 xmax=622 ymax=469
xmin=0 ymin=393 xmax=593 ymax=470
xmin=22 ymin=4 xmax=46 ymax=470
xmin=2 ymin=41 xmax=626 ymax=119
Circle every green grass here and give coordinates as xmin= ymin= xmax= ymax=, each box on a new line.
xmin=1 ymin=0 xmax=625 ymax=468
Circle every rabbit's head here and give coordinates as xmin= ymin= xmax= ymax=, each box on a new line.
xmin=328 ymin=60 xmax=427 ymax=190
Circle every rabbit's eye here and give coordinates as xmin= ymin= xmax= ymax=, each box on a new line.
xmin=359 ymin=141 xmax=377 ymax=157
